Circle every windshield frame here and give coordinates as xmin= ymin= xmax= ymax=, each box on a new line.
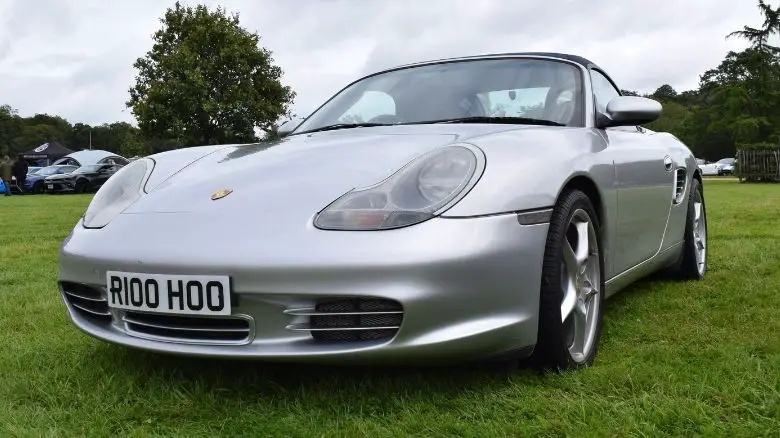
xmin=37 ymin=166 xmax=73 ymax=176
xmin=291 ymin=56 xmax=587 ymax=135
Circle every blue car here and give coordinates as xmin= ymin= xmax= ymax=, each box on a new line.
xmin=22 ymin=165 xmax=78 ymax=193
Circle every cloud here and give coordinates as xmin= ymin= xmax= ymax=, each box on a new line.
xmin=0 ymin=0 xmax=760 ymax=126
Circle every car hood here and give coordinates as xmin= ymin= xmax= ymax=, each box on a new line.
xmin=45 ymin=174 xmax=75 ymax=181
xmin=124 ymin=124 xmax=553 ymax=218
xmin=27 ymin=174 xmax=48 ymax=182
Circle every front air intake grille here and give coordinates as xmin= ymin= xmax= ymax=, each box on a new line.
xmin=674 ymin=168 xmax=687 ymax=204
xmin=122 ymin=311 xmax=252 ymax=345
xmin=60 ymin=282 xmax=111 ymax=323
xmin=285 ymin=298 xmax=403 ymax=342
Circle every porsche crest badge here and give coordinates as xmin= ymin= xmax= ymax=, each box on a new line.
xmin=211 ymin=188 xmax=233 ymax=200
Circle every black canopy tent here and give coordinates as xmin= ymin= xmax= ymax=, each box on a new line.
xmin=20 ymin=141 xmax=75 ymax=166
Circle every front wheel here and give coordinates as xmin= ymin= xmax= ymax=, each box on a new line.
xmin=532 ymin=189 xmax=605 ymax=371
xmin=74 ymin=180 xmax=89 ymax=193
xmin=672 ymin=178 xmax=707 ymax=279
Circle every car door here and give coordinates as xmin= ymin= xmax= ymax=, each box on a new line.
xmin=591 ymin=69 xmax=674 ymax=274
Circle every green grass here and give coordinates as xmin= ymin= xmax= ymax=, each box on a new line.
xmin=1 ymin=180 xmax=778 ymax=437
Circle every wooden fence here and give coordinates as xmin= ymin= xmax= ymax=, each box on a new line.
xmin=735 ymin=149 xmax=780 ymax=182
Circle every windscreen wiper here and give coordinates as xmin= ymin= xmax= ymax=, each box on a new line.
xmin=408 ymin=116 xmax=566 ymax=127
xmin=294 ymin=122 xmax=391 ymax=135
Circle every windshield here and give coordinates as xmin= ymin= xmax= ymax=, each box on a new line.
xmin=293 ymin=58 xmax=584 ymax=134
xmin=716 ymin=158 xmax=735 ymax=165
xmin=74 ymin=165 xmax=102 ymax=174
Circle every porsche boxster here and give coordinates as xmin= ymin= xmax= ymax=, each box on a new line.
xmin=58 ymin=52 xmax=708 ymax=370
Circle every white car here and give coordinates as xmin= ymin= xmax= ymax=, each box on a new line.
xmin=699 ymin=158 xmax=735 ymax=176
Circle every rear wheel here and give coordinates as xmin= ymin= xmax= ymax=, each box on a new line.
xmin=33 ymin=181 xmax=44 ymax=194
xmin=532 ymin=189 xmax=605 ymax=371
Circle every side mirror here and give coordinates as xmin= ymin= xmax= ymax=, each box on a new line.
xmin=597 ymin=96 xmax=662 ymax=129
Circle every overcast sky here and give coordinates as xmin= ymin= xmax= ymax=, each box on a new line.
xmin=0 ymin=0 xmax=761 ymax=126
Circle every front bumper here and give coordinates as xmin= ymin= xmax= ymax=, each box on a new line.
xmin=58 ymin=212 xmax=550 ymax=364
xmin=45 ymin=179 xmax=75 ymax=192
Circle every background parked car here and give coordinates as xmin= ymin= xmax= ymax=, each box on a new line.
xmin=52 ymin=150 xmax=130 ymax=168
xmin=698 ymin=157 xmax=735 ymax=176
xmin=717 ymin=158 xmax=736 ymax=175
xmin=44 ymin=163 xmax=125 ymax=194
xmin=8 ymin=166 xmax=45 ymax=192
xmin=22 ymin=165 xmax=78 ymax=193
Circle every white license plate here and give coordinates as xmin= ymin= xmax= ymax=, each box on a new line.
xmin=105 ymin=271 xmax=232 ymax=316
xmin=47 ymin=184 xmax=53 ymax=189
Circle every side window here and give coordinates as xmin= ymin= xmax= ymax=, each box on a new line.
xmin=590 ymin=70 xmax=621 ymax=115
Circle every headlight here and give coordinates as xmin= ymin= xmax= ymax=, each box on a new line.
xmin=314 ymin=145 xmax=484 ymax=230
xmin=82 ymin=158 xmax=153 ymax=228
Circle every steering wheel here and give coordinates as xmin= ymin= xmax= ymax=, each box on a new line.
xmin=459 ymin=94 xmax=487 ymax=117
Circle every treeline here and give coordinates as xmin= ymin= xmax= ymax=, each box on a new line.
xmin=0 ymin=105 xmax=181 ymax=158
xmin=625 ymin=48 xmax=780 ymax=161
xmin=628 ymin=1 xmax=780 ymax=161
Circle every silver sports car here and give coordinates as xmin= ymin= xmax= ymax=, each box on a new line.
xmin=58 ymin=52 xmax=708 ymax=370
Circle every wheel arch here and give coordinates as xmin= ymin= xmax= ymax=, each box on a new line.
xmin=692 ymin=168 xmax=703 ymax=193
xmin=557 ymin=174 xmax=605 ymax=233
xmin=555 ymin=173 xmax=609 ymax=273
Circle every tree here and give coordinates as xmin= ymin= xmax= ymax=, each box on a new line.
xmin=126 ymin=2 xmax=295 ymax=147
xmin=0 ymin=105 xmax=22 ymax=156
xmin=645 ymin=100 xmax=690 ymax=136
xmin=119 ymin=131 xmax=151 ymax=157
xmin=727 ymin=0 xmax=780 ymax=54
xmin=651 ymin=84 xmax=678 ymax=102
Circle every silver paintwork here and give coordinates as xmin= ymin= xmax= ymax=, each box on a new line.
xmin=600 ymin=96 xmax=663 ymax=128
xmin=58 ymin=53 xmax=705 ymax=364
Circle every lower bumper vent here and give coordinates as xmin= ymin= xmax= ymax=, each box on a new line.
xmin=60 ymin=282 xmax=111 ymax=323
xmin=285 ymin=298 xmax=403 ymax=342
xmin=122 ymin=311 xmax=252 ymax=344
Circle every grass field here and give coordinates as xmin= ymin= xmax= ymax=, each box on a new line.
xmin=0 ymin=178 xmax=778 ymax=437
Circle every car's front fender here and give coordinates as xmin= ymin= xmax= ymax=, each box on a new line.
xmin=441 ymin=128 xmax=614 ymax=217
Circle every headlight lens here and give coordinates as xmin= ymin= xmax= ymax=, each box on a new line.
xmin=314 ymin=145 xmax=482 ymax=230
xmin=82 ymin=158 xmax=152 ymax=228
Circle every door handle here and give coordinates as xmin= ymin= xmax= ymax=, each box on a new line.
xmin=663 ymin=156 xmax=673 ymax=172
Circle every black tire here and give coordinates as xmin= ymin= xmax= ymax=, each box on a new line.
xmin=672 ymin=178 xmax=707 ymax=280
xmin=531 ymin=189 xmax=605 ymax=371
xmin=33 ymin=181 xmax=45 ymax=194
xmin=74 ymin=180 xmax=88 ymax=194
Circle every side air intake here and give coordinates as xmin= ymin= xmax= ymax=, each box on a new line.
xmin=673 ymin=168 xmax=687 ymax=204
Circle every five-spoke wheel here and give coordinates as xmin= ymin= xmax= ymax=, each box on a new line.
xmin=534 ymin=188 xmax=604 ymax=370
xmin=560 ymin=209 xmax=601 ymax=364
